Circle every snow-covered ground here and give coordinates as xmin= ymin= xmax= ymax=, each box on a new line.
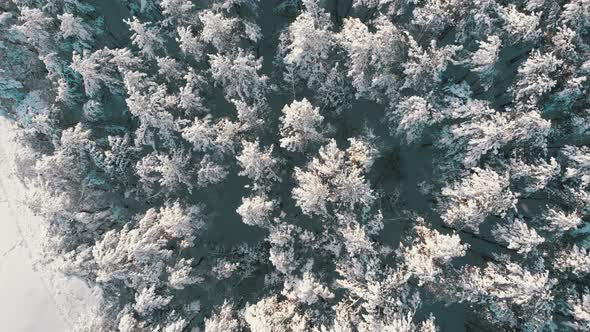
xmin=0 ymin=116 xmax=98 ymax=331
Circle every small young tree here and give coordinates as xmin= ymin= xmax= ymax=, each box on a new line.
xmin=58 ymin=13 xmax=95 ymax=51
xmin=204 ymin=301 xmax=242 ymax=332
xmin=292 ymin=139 xmax=376 ymax=216
xmin=560 ymin=0 xmax=590 ymax=33
xmin=14 ymin=7 xmax=53 ymax=51
xmin=561 ymin=145 xmax=590 ymax=186
xmin=281 ymin=272 xmax=334 ymax=305
xmin=499 ymin=5 xmax=541 ymax=43
xmin=176 ymin=26 xmax=204 ymax=60
xmin=199 ymin=10 xmax=238 ymax=52
xmin=232 ymin=99 xmax=265 ymax=130
xmin=209 ymin=49 xmax=270 ymax=103
xmin=243 ymin=295 xmax=301 ymax=331
xmin=197 ymin=155 xmax=228 ymax=187
xmin=236 ymin=194 xmax=275 ymax=227
xmin=554 ymin=245 xmax=590 ymax=277
xmin=440 ymin=168 xmax=517 ymax=232
xmin=125 ymin=17 xmax=164 ymax=59
xmin=402 ymin=36 xmax=461 ymax=93
xmin=564 ymin=288 xmax=590 ymax=330
xmin=509 ymin=158 xmax=560 ymax=195
xmin=279 ymin=0 xmax=335 ymax=89
xmin=292 ymin=167 xmax=331 ymax=216
xmin=160 ymin=0 xmax=195 ymax=26
xmin=544 ymin=208 xmax=583 ymax=234
xmin=71 ymin=48 xmax=123 ymax=97
xmin=136 ymin=151 xmax=195 ymax=194
xmin=453 ymin=262 xmax=555 ymax=330
xmin=181 ymin=115 xmax=217 ymax=152
xmin=156 ymin=56 xmax=183 ymax=82
xmin=338 ymin=16 xmax=405 ymax=103
xmin=124 ymin=76 xmax=178 ymax=149
xmin=388 ymin=96 xmax=439 ymax=143
xmin=167 ymin=258 xmax=200 ymax=289
xmin=236 ymin=140 xmax=281 ymax=186
xmin=401 ymin=221 xmax=468 ymax=285
xmin=470 ymin=35 xmax=502 ymax=90
xmin=493 ymin=219 xmax=545 ymax=254
xmin=279 ymin=98 xmax=326 ymax=152
xmin=514 ymin=50 xmax=563 ymax=105
xmin=178 ymin=69 xmax=205 ymax=113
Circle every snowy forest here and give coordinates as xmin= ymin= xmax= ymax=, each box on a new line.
xmin=1 ymin=0 xmax=590 ymax=331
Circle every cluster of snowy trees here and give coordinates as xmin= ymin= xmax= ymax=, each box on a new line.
xmin=2 ymin=0 xmax=590 ymax=330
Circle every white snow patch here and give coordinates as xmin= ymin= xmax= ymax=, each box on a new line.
xmin=0 ymin=116 xmax=100 ymax=331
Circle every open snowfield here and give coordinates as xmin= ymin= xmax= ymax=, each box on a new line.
xmin=0 ymin=116 xmax=97 ymax=331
